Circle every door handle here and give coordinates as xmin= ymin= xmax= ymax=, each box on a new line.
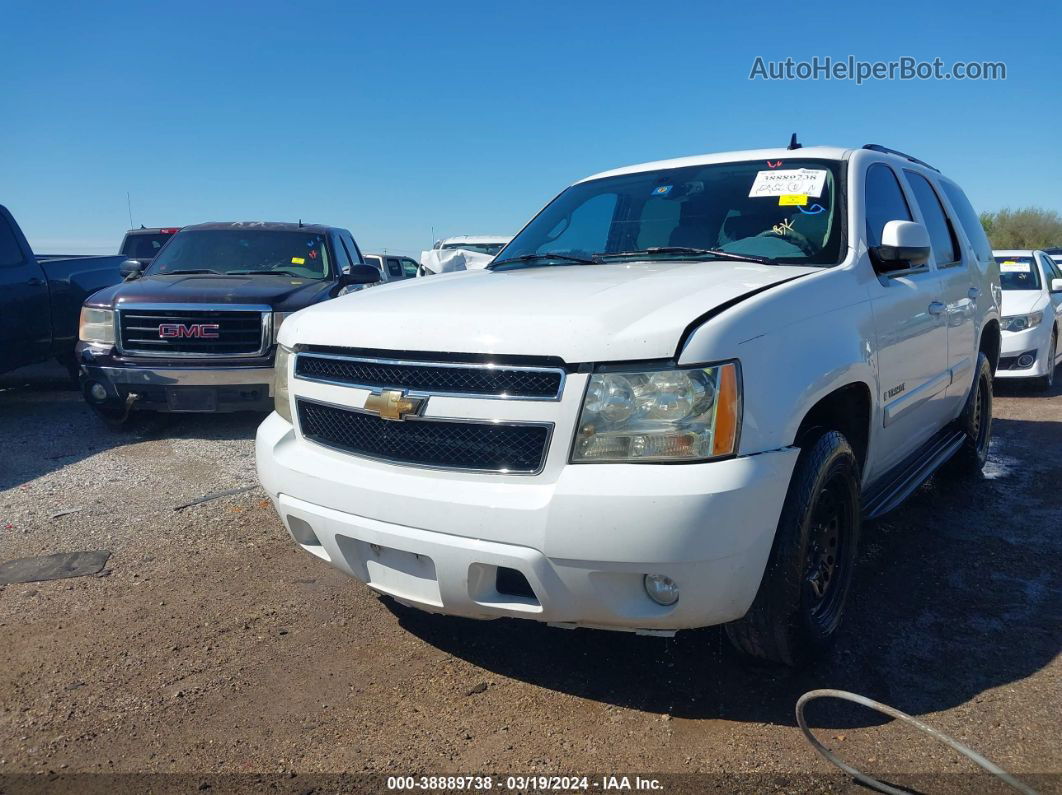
xmin=26 ymin=277 xmax=44 ymax=286
xmin=968 ymin=287 xmax=980 ymax=300
xmin=928 ymin=301 xmax=945 ymax=316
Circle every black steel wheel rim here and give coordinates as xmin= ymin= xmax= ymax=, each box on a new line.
xmin=803 ymin=476 xmax=853 ymax=629
xmin=972 ymin=371 xmax=990 ymax=455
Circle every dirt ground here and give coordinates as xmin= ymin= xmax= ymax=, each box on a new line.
xmin=0 ymin=362 xmax=1059 ymax=794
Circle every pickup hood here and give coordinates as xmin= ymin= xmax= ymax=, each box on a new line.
xmin=1000 ymin=290 xmax=1046 ymax=318
xmin=283 ymin=260 xmax=818 ymax=362
xmin=89 ymin=273 xmax=334 ymax=312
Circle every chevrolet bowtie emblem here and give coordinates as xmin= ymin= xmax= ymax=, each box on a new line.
xmin=363 ymin=389 xmax=423 ymax=421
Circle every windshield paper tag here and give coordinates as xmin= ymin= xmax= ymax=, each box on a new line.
xmin=999 ymin=261 xmax=1030 ymax=273
xmin=291 ymin=257 xmax=306 ymax=265
xmin=778 ymin=194 xmax=808 ymax=206
xmin=750 ymin=169 xmax=827 ymax=198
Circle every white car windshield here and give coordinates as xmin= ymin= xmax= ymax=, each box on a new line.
xmin=494 ymin=158 xmax=844 ymax=268
xmin=995 ymin=256 xmax=1041 ymax=291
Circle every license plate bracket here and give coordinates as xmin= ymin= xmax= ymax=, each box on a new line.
xmin=166 ymin=387 xmax=218 ymax=412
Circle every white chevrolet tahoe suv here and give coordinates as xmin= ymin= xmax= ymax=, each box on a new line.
xmin=257 ymin=144 xmax=1001 ymax=665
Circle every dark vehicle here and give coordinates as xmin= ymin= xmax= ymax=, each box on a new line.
xmin=363 ymin=253 xmax=419 ymax=282
xmin=77 ymin=221 xmax=380 ymax=422
xmin=119 ymin=226 xmax=180 ymax=268
xmin=0 ymin=203 xmax=125 ymax=375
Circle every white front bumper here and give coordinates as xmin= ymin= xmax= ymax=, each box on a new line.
xmin=998 ymin=324 xmax=1052 ymax=378
xmin=256 ymin=412 xmax=799 ymax=632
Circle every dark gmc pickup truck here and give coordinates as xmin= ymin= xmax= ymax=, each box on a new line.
xmin=77 ymin=221 xmax=380 ymax=421
xmin=0 ymin=204 xmax=125 ymax=376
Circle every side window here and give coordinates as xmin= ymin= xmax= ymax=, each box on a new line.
xmin=904 ymin=171 xmax=960 ymax=265
xmin=342 ymin=231 xmax=363 ymax=264
xmin=0 ymin=216 xmax=27 ymax=266
xmin=364 ymin=255 xmax=383 ymax=275
xmin=332 ymin=233 xmax=353 ymax=273
xmin=386 ymin=257 xmax=403 ymax=278
xmin=402 ymin=258 xmax=418 ymax=278
xmin=940 ymin=181 xmax=993 ymax=263
xmin=1039 ymin=254 xmax=1060 ymax=285
xmin=864 ymin=163 xmax=912 ymax=249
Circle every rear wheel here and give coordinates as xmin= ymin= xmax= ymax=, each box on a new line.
xmin=947 ymin=352 xmax=993 ymax=473
xmin=725 ymin=430 xmax=861 ymax=666
xmin=1033 ymin=333 xmax=1056 ymax=392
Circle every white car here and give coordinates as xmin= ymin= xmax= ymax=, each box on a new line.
xmin=993 ymin=249 xmax=1062 ymax=389
xmin=258 ymin=144 xmax=1000 ymax=665
xmin=419 ymin=235 xmax=512 ymax=275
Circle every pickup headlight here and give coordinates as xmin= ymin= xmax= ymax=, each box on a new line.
xmin=572 ymin=362 xmax=741 ymax=462
xmin=273 ymin=312 xmax=294 ymax=344
xmin=1002 ymin=312 xmax=1043 ymax=333
xmin=78 ymin=307 xmax=115 ymax=345
xmin=274 ymin=344 xmax=293 ymax=423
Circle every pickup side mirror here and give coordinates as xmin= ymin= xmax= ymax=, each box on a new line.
xmin=120 ymin=258 xmax=145 ymax=279
xmin=870 ymin=220 xmax=931 ymax=273
xmin=1051 ymin=278 xmax=1062 ymax=293
xmin=337 ymin=264 xmax=382 ymax=288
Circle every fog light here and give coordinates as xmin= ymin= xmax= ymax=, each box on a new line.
xmin=643 ymin=574 xmax=680 ymax=606
xmin=89 ymin=382 xmax=108 ymax=402
xmin=1017 ymin=354 xmax=1035 ymax=368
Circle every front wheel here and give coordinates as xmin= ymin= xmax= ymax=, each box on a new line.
xmin=725 ymin=430 xmax=861 ymax=666
xmin=1033 ymin=333 xmax=1056 ymax=392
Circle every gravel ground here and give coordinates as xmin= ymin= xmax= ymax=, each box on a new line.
xmin=0 ymin=361 xmax=1059 ymax=794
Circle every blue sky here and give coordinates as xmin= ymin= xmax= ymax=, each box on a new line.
xmin=2 ymin=0 xmax=1059 ymax=255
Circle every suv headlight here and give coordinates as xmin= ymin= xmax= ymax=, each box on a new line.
xmin=571 ymin=362 xmax=741 ymax=462
xmin=78 ymin=307 xmax=115 ymax=345
xmin=274 ymin=345 xmax=293 ymax=423
xmin=1002 ymin=312 xmax=1043 ymax=333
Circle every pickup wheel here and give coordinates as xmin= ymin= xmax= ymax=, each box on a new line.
xmin=724 ymin=430 xmax=861 ymax=667
xmin=946 ymin=351 xmax=993 ymax=473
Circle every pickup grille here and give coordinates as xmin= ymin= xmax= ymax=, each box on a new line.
xmin=118 ymin=307 xmax=267 ymax=356
xmin=295 ymin=352 xmax=564 ymax=399
xmin=297 ymin=398 xmax=551 ymax=474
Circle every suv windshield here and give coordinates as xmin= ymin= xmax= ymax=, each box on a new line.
xmin=121 ymin=233 xmax=171 ymax=260
xmin=494 ymin=159 xmax=844 ymax=268
xmin=440 ymin=242 xmax=506 ymax=256
xmin=148 ymin=230 xmax=331 ymax=279
xmin=995 ymin=255 xmax=1041 ymax=291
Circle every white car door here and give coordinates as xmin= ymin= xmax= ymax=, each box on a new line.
xmin=863 ymin=162 xmax=951 ymax=479
xmin=1038 ymin=252 xmax=1062 ymax=360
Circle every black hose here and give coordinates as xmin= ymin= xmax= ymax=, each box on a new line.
xmin=796 ymin=689 xmax=1038 ymax=795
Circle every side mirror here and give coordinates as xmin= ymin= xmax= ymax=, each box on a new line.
xmin=1051 ymin=278 xmax=1062 ymax=293
xmin=120 ymin=258 xmax=145 ymax=279
xmin=337 ymin=264 xmax=382 ymax=288
xmin=870 ymin=220 xmax=931 ymax=273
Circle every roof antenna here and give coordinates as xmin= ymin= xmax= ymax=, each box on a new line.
xmin=298 ymin=219 xmax=303 ymax=228
xmin=787 ymin=132 xmax=802 ymax=150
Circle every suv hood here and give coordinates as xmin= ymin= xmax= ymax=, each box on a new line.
xmin=282 ymin=260 xmax=817 ymax=362
xmin=90 ymin=273 xmax=334 ymax=312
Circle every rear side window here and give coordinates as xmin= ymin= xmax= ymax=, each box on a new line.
xmin=940 ymin=182 xmax=993 ymax=263
xmin=0 ymin=216 xmax=26 ymax=266
xmin=121 ymin=233 xmax=170 ymax=259
xmin=905 ymin=171 xmax=959 ymax=265
xmin=864 ymin=163 xmax=912 ymax=249
xmin=386 ymin=257 xmax=403 ymax=278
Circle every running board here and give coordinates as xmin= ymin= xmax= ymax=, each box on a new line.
xmin=862 ymin=428 xmax=966 ymax=520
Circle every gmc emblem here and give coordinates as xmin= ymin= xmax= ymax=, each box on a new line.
xmin=159 ymin=323 xmax=220 ymax=339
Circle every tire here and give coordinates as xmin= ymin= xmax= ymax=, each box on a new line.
xmin=725 ymin=430 xmax=861 ymax=666
xmin=947 ymin=351 xmax=993 ymax=472
xmin=1033 ymin=333 xmax=1056 ymax=392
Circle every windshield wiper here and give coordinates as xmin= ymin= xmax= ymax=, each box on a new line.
xmin=596 ymin=247 xmax=777 ymax=266
xmin=164 ymin=269 xmax=222 ymax=275
xmin=229 ymin=270 xmax=301 ymax=277
xmin=491 ymin=251 xmax=601 ymax=267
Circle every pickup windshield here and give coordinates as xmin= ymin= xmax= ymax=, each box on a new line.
xmin=493 ymin=158 xmax=844 ymax=268
xmin=148 ymin=230 xmax=331 ymax=280
xmin=994 ymin=256 xmax=1042 ymax=291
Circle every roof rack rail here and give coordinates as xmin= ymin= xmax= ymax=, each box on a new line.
xmin=862 ymin=144 xmax=940 ymax=173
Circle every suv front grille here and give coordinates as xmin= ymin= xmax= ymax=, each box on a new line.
xmin=296 ymin=398 xmax=551 ymax=474
xmin=295 ymin=353 xmax=564 ymax=399
xmin=118 ymin=307 xmax=267 ymax=356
